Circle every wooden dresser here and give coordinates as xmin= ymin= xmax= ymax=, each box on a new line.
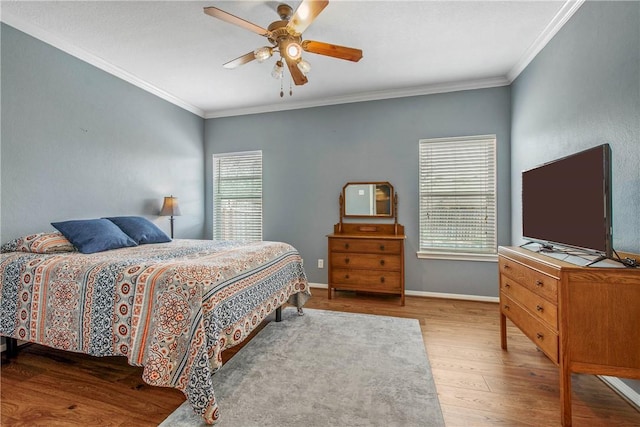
xmin=328 ymin=223 xmax=405 ymax=305
xmin=498 ymin=246 xmax=640 ymax=426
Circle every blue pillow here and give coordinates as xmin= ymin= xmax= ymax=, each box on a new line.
xmin=105 ymin=216 xmax=171 ymax=244
xmin=51 ymin=219 xmax=138 ymax=254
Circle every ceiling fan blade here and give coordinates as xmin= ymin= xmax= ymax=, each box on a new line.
xmin=203 ymin=7 xmax=272 ymax=37
xmin=302 ymin=40 xmax=363 ymax=62
xmin=223 ymin=51 xmax=256 ymax=69
xmin=284 ymin=56 xmax=308 ymax=86
xmin=287 ymin=0 xmax=329 ymax=35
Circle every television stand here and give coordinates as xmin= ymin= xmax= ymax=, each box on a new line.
xmin=539 ymin=243 xmax=555 ymax=252
xmin=520 ymin=240 xmax=556 ymax=253
xmin=519 ymin=242 xmax=620 ymax=267
xmin=499 ymin=246 xmax=640 ymax=426
xmin=583 ymin=254 xmax=607 ymax=266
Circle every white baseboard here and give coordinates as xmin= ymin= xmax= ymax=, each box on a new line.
xmin=309 ymin=282 xmax=327 ymax=289
xmin=405 ymin=289 xmax=499 ymax=303
xmin=600 ymin=376 xmax=640 ymax=409
xmin=308 ymin=282 xmax=499 ymax=303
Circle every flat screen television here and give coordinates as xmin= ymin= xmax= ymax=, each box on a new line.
xmin=522 ymin=143 xmax=612 ymax=259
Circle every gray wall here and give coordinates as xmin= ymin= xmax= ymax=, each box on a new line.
xmin=511 ymin=1 xmax=640 ymax=394
xmin=511 ymin=1 xmax=640 ymax=253
xmin=1 ymin=24 xmax=205 ymax=241
xmin=205 ymin=87 xmax=512 ymax=297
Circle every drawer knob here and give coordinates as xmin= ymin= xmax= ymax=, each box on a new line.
xmin=344 ymin=243 xmax=350 ymax=249
xmin=345 ymin=258 xmax=350 ymax=264
xmin=535 ymin=280 xmax=544 ymax=287
xmin=504 ymin=264 xmax=511 ymax=270
xmin=536 ymin=332 xmax=544 ymax=340
xmin=503 ymin=304 xmax=510 ymax=310
xmin=380 ymin=259 xmax=385 ymax=266
xmin=380 ymin=276 xmax=385 ymax=283
xmin=536 ymin=304 xmax=544 ymax=312
xmin=345 ymin=274 xmax=350 ymax=279
xmin=380 ymin=244 xmax=385 ymax=251
xmin=504 ymin=283 xmax=511 ymax=289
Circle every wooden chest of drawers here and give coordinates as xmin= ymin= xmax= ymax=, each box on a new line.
xmin=328 ymin=223 xmax=405 ymax=305
xmin=498 ymin=246 xmax=640 ymax=426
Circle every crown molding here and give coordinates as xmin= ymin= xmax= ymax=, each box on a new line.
xmin=507 ymin=0 xmax=585 ymax=82
xmin=1 ymin=12 xmax=205 ymax=118
xmin=2 ymin=10 xmax=506 ymax=121
xmin=204 ymin=76 xmax=511 ymax=118
xmin=2 ymin=0 xmax=583 ymax=121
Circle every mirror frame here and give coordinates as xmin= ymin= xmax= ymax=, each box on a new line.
xmin=341 ymin=181 xmax=394 ymax=218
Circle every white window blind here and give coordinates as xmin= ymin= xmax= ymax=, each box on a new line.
xmin=213 ymin=151 xmax=262 ymax=241
xmin=418 ymin=135 xmax=497 ymax=259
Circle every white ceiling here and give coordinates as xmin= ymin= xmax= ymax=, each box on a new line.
xmin=1 ymin=1 xmax=583 ymax=118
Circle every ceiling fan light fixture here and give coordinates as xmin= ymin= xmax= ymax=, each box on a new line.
xmin=253 ymin=46 xmax=272 ymax=62
xmin=204 ymin=2 xmax=362 ymax=87
xmin=297 ymin=58 xmax=311 ymax=75
xmin=271 ymin=60 xmax=284 ymax=79
xmin=284 ymin=42 xmax=302 ymax=60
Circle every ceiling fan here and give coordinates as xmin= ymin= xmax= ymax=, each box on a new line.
xmin=203 ymin=0 xmax=363 ymax=88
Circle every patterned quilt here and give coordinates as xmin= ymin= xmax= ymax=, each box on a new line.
xmin=0 ymin=239 xmax=310 ymax=424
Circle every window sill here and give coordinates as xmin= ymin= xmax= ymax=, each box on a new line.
xmin=417 ymin=251 xmax=498 ymax=262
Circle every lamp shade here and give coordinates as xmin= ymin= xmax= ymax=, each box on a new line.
xmin=271 ymin=60 xmax=284 ymax=79
xmin=160 ymin=195 xmax=182 ymax=216
xmin=297 ymin=58 xmax=311 ymax=75
xmin=253 ymin=46 xmax=272 ymax=62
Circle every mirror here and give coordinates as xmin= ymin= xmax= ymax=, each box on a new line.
xmin=342 ymin=182 xmax=394 ymax=217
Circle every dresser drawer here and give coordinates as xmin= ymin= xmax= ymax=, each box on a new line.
xmin=330 ymin=252 xmax=401 ymax=270
xmin=501 ymin=293 xmax=559 ymax=364
xmin=329 ymin=238 xmax=402 ymax=254
xmin=331 ymin=268 xmax=401 ymax=291
xmin=328 ymin=228 xmax=405 ymax=305
xmin=499 ymin=258 xmax=558 ymax=303
xmin=500 ymin=275 xmax=558 ymax=329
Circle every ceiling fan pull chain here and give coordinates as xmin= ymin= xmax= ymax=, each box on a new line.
xmin=280 ymin=77 xmax=284 ymax=98
xmin=290 ymin=76 xmax=293 ymax=96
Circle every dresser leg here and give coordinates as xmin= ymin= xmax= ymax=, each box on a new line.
xmin=560 ymin=365 xmax=572 ymax=426
xmin=500 ymin=312 xmax=507 ymax=350
xmin=327 ymin=286 xmax=332 ymax=299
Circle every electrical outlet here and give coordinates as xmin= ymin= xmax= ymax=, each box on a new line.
xmin=317 ymin=259 xmax=324 ymax=269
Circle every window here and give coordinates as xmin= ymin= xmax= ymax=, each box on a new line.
xmin=213 ymin=151 xmax=262 ymax=241
xmin=418 ymin=135 xmax=497 ymax=261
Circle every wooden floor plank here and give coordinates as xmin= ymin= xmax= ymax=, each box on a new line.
xmin=1 ymin=290 xmax=638 ymax=426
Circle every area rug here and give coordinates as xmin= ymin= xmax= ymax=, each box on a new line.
xmin=159 ymin=308 xmax=444 ymax=427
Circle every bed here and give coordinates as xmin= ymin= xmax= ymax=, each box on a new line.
xmin=0 ymin=230 xmax=310 ymax=425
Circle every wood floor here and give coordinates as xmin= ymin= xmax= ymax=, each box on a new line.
xmin=2 ymin=289 xmax=639 ymax=426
